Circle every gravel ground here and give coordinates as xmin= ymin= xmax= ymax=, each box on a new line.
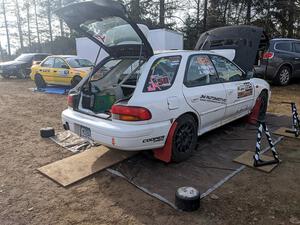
xmin=0 ymin=78 xmax=299 ymax=225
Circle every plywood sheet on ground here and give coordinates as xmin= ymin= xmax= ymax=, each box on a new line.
xmin=233 ymin=151 xmax=279 ymax=172
xmin=273 ymin=127 xmax=300 ymax=139
xmin=38 ymin=146 xmax=137 ymax=186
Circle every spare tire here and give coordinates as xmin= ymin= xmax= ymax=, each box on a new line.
xmin=175 ymin=186 xmax=200 ymax=211
xmin=40 ymin=127 xmax=55 ymax=138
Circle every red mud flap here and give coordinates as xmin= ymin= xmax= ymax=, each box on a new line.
xmin=246 ymin=98 xmax=262 ymax=125
xmin=153 ymin=122 xmax=178 ymax=163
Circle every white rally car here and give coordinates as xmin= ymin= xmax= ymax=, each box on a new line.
xmin=57 ymin=0 xmax=270 ymax=162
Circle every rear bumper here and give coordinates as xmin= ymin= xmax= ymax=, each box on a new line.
xmin=254 ymin=64 xmax=277 ymax=81
xmin=61 ymin=108 xmax=171 ymax=151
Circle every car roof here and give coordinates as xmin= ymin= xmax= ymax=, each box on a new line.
xmin=154 ymin=49 xmax=225 ymax=57
xmin=50 ymin=55 xmax=77 ymax=58
xmin=271 ymin=38 xmax=300 ymax=42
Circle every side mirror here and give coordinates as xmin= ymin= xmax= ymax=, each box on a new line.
xmin=246 ymin=71 xmax=254 ymax=79
xmin=61 ymin=64 xmax=69 ymax=69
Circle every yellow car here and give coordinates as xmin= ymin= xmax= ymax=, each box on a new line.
xmin=30 ymin=55 xmax=93 ymax=88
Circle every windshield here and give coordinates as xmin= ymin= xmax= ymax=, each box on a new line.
xmin=80 ymin=16 xmax=143 ymax=47
xmin=15 ymin=54 xmax=33 ymax=62
xmin=66 ymin=58 xmax=94 ymax=68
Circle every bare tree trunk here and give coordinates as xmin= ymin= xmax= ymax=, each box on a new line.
xmin=15 ymin=0 xmax=24 ymax=50
xmin=129 ymin=0 xmax=140 ymax=22
xmin=25 ymin=2 xmax=32 ymax=49
xmin=2 ymin=0 xmax=11 ymax=56
xmin=0 ymin=40 xmax=4 ymax=61
xmin=47 ymin=0 xmax=53 ymax=43
xmin=246 ymin=0 xmax=251 ymax=24
xmin=195 ymin=0 xmax=201 ymax=26
xmin=58 ymin=0 xmax=64 ymax=37
xmin=33 ymin=0 xmax=41 ymax=49
xmin=159 ymin=0 xmax=165 ymax=27
xmin=223 ymin=0 xmax=230 ymax=24
xmin=203 ymin=0 xmax=208 ymax=31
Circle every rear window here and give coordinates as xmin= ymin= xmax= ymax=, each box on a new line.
xmin=293 ymin=42 xmax=300 ymax=53
xmin=275 ymin=42 xmax=292 ymax=52
xmin=143 ymin=56 xmax=181 ymax=92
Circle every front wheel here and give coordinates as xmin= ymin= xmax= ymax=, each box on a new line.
xmin=34 ymin=74 xmax=47 ymax=89
xmin=17 ymin=68 xmax=27 ymax=79
xmin=171 ymin=115 xmax=198 ymax=163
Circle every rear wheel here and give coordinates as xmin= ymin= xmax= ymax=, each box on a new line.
xmin=171 ymin=114 xmax=198 ymax=162
xmin=34 ymin=74 xmax=47 ymax=89
xmin=71 ymin=76 xmax=82 ymax=88
xmin=275 ymin=66 xmax=291 ymax=86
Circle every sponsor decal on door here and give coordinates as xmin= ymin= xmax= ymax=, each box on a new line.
xmin=237 ymin=82 xmax=253 ymax=98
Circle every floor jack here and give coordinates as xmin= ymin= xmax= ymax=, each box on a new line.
xmin=253 ymin=121 xmax=280 ymax=167
xmin=282 ymin=102 xmax=300 ymax=137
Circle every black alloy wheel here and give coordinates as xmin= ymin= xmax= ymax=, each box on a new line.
xmin=172 ymin=114 xmax=197 ymax=162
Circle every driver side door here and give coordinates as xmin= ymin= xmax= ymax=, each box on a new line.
xmin=210 ymin=55 xmax=255 ymax=123
xmin=52 ymin=57 xmax=70 ymax=85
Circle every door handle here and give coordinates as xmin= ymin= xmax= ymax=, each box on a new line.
xmin=294 ymin=57 xmax=300 ymax=60
xmin=53 ymin=70 xmax=57 ymax=72
xmin=228 ymin=90 xmax=234 ymax=95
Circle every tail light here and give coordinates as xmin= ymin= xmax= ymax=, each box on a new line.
xmin=67 ymin=95 xmax=74 ymax=108
xmin=262 ymin=52 xmax=274 ymax=60
xmin=111 ymin=105 xmax=152 ymax=121
xmin=32 ymin=61 xmax=41 ymax=65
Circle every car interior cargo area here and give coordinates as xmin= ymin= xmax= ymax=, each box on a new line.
xmin=79 ymin=58 xmax=145 ymax=117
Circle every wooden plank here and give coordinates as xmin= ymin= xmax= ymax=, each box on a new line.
xmin=38 ymin=146 xmax=137 ymax=186
xmin=273 ymin=127 xmax=300 ymax=139
xmin=233 ymin=151 xmax=279 ymax=173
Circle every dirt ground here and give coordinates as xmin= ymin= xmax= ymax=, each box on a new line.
xmin=0 ymin=78 xmax=299 ymax=225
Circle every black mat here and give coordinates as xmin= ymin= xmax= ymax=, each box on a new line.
xmin=108 ymin=114 xmax=289 ymax=209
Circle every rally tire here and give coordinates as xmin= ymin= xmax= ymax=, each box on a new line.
xmin=40 ymin=127 xmax=55 ymax=138
xmin=175 ymin=187 xmax=200 ymax=211
xmin=275 ymin=66 xmax=291 ymax=86
xmin=71 ymin=76 xmax=82 ymax=88
xmin=258 ymin=91 xmax=268 ymax=122
xmin=34 ymin=74 xmax=47 ymax=89
xmin=171 ymin=114 xmax=197 ymax=163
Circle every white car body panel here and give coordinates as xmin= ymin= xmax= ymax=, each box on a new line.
xmin=62 ymin=51 xmax=270 ymax=151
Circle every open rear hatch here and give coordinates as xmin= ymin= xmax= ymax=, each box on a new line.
xmin=56 ymin=0 xmax=152 ymax=118
xmin=56 ymin=0 xmax=153 ymax=59
xmin=195 ymin=25 xmax=269 ymax=73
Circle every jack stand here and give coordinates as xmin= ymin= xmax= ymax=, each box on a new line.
xmin=253 ymin=121 xmax=280 ymax=167
xmin=282 ymin=102 xmax=300 ymax=137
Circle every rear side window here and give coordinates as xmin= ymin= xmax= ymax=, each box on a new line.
xmin=293 ymin=42 xmax=300 ymax=53
xmin=275 ymin=42 xmax=292 ymax=52
xmin=144 ymin=56 xmax=181 ymax=92
xmin=184 ymin=55 xmax=219 ymax=87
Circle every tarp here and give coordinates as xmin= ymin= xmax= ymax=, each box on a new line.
xmin=108 ymin=114 xmax=289 ymax=209
xmin=31 ymin=85 xmax=70 ymax=95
